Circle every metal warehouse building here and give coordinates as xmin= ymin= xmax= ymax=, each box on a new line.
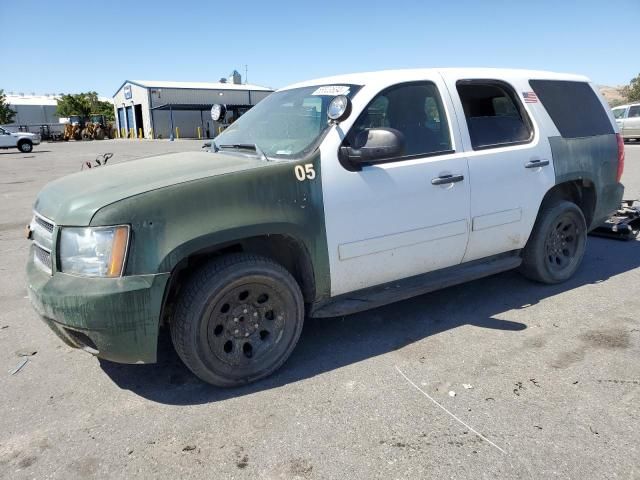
xmin=3 ymin=94 xmax=60 ymax=128
xmin=112 ymin=78 xmax=273 ymax=139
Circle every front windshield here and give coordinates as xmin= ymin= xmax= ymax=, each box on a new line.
xmin=214 ymin=84 xmax=360 ymax=159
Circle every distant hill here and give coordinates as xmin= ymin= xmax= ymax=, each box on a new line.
xmin=598 ymin=85 xmax=627 ymax=106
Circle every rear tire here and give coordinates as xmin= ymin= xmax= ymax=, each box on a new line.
xmin=18 ymin=140 xmax=33 ymax=153
xmin=171 ymin=254 xmax=305 ymax=387
xmin=520 ymin=201 xmax=587 ymax=284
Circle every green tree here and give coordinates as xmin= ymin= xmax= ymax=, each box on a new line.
xmin=621 ymin=73 xmax=640 ymax=103
xmin=56 ymin=92 xmax=114 ymax=121
xmin=0 ymin=89 xmax=16 ymax=124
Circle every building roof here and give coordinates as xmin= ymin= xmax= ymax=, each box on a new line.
xmin=281 ymin=67 xmax=590 ymax=91
xmin=114 ymin=80 xmax=273 ymax=96
xmin=6 ymin=94 xmax=113 ymax=106
xmin=6 ymin=94 xmax=60 ymax=106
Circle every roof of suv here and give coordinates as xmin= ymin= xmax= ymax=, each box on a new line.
xmin=280 ymin=68 xmax=590 ymax=91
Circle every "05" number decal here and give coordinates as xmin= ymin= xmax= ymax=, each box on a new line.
xmin=294 ymin=164 xmax=316 ymax=181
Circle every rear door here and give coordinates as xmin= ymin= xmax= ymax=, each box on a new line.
xmin=440 ymin=73 xmax=555 ymax=262
xmin=624 ymin=105 xmax=640 ymax=137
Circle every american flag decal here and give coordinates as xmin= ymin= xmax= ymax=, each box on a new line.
xmin=522 ymin=91 xmax=538 ymax=103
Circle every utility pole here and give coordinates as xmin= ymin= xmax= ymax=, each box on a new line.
xmin=245 ymin=64 xmax=248 ymax=84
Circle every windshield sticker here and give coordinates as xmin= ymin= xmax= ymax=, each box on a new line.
xmin=312 ymin=85 xmax=350 ymax=96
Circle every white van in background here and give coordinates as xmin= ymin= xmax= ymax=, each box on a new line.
xmin=612 ymin=103 xmax=640 ymax=141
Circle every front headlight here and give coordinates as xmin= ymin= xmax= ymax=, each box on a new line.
xmin=59 ymin=225 xmax=130 ymax=277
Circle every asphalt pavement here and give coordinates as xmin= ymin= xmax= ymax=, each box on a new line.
xmin=1 ymin=140 xmax=638 ymax=479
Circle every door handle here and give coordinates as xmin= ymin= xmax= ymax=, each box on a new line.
xmin=431 ymin=174 xmax=464 ymax=185
xmin=525 ymin=159 xmax=550 ymax=169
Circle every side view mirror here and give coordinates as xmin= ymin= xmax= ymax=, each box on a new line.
xmin=340 ymin=128 xmax=406 ymax=168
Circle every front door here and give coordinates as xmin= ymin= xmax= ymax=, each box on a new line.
xmin=440 ymin=74 xmax=555 ymax=262
xmin=0 ymin=128 xmax=16 ymax=148
xmin=321 ymin=78 xmax=471 ymax=296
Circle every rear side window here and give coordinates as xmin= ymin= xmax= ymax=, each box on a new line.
xmin=529 ymin=80 xmax=614 ymax=138
xmin=456 ymin=81 xmax=533 ymax=150
xmin=628 ymin=106 xmax=640 ymax=118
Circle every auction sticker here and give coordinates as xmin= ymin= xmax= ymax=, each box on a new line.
xmin=312 ymin=85 xmax=350 ymax=96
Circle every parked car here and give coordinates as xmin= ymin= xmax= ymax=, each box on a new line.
xmin=26 ymin=68 xmax=624 ymax=386
xmin=612 ymin=103 xmax=640 ymax=141
xmin=0 ymin=126 xmax=40 ymax=152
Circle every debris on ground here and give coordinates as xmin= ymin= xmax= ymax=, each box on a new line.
xmin=448 ymin=391 xmax=456 ymax=397
xmin=10 ymin=358 xmax=29 ymax=375
xmin=529 ymin=378 xmax=540 ymax=387
xmin=1 ymin=325 xmax=8 ymax=330
xmin=514 ymin=382 xmax=524 ymax=396
xmin=182 ymin=445 xmax=197 ymax=452
xmin=16 ymin=349 xmax=37 ymax=357
xmin=462 ymin=384 xmax=473 ymax=389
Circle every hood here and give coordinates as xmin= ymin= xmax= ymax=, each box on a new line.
xmin=14 ymin=131 xmax=37 ymax=137
xmin=34 ymin=151 xmax=266 ymax=225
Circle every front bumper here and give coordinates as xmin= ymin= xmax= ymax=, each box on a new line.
xmin=27 ymin=257 xmax=170 ymax=364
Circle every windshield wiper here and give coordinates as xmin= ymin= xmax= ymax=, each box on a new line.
xmin=219 ymin=143 xmax=268 ymax=161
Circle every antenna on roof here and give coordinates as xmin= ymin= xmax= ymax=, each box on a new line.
xmin=245 ymin=64 xmax=248 ymax=84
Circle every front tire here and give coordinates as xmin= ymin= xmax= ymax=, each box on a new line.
xmin=520 ymin=200 xmax=587 ymax=284
xmin=18 ymin=140 xmax=33 ymax=153
xmin=171 ymin=254 xmax=305 ymax=387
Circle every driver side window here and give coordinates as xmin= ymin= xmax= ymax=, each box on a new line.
xmin=347 ymin=82 xmax=453 ymax=158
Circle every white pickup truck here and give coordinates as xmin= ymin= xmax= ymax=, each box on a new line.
xmin=0 ymin=127 xmax=40 ymax=152
xmin=612 ymin=103 xmax=640 ymax=142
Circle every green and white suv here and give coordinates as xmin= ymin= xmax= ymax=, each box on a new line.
xmin=26 ymin=68 xmax=624 ymax=386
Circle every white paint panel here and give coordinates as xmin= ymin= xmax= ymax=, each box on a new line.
xmin=339 ymin=220 xmax=467 ymax=260
xmin=439 ymin=72 xmax=557 ymax=262
xmin=472 ymin=208 xmax=521 ymax=231
xmin=320 ymin=73 xmax=472 ymax=296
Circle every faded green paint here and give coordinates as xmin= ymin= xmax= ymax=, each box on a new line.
xmin=27 ymin=150 xmax=330 ymax=363
xmin=27 ymin=257 xmax=169 ymax=363
xmin=34 ymin=152 xmax=267 ymax=226
xmin=89 ymin=151 xmax=330 ymax=298
xmin=549 ymin=134 xmax=624 ymax=229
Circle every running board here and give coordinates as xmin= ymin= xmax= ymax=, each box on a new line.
xmin=310 ymin=252 xmax=522 ymax=318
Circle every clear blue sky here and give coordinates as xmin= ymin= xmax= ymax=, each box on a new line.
xmin=1 ymin=0 xmax=638 ymax=96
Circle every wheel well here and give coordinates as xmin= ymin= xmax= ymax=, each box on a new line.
xmin=161 ymin=235 xmax=315 ymax=326
xmin=541 ymin=180 xmax=597 ymax=228
xmin=17 ymin=138 xmax=31 ymax=144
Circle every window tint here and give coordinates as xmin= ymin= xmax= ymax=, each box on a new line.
xmin=628 ymin=106 xmax=640 ymax=118
xmin=347 ymin=82 xmax=452 ymax=157
xmin=456 ymin=81 xmax=532 ymax=150
xmin=529 ymin=80 xmax=614 ymax=138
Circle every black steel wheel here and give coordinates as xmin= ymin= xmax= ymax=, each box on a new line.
xmin=520 ymin=200 xmax=587 ymax=284
xmin=171 ymin=254 xmax=304 ymax=387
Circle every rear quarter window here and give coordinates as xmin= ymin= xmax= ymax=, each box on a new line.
xmin=529 ymin=80 xmax=614 ymax=138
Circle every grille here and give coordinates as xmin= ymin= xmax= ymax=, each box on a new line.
xmin=30 ymin=212 xmax=55 ymax=275
xmin=33 ymin=243 xmax=52 ymax=273
xmin=34 ymin=215 xmax=54 ymax=234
